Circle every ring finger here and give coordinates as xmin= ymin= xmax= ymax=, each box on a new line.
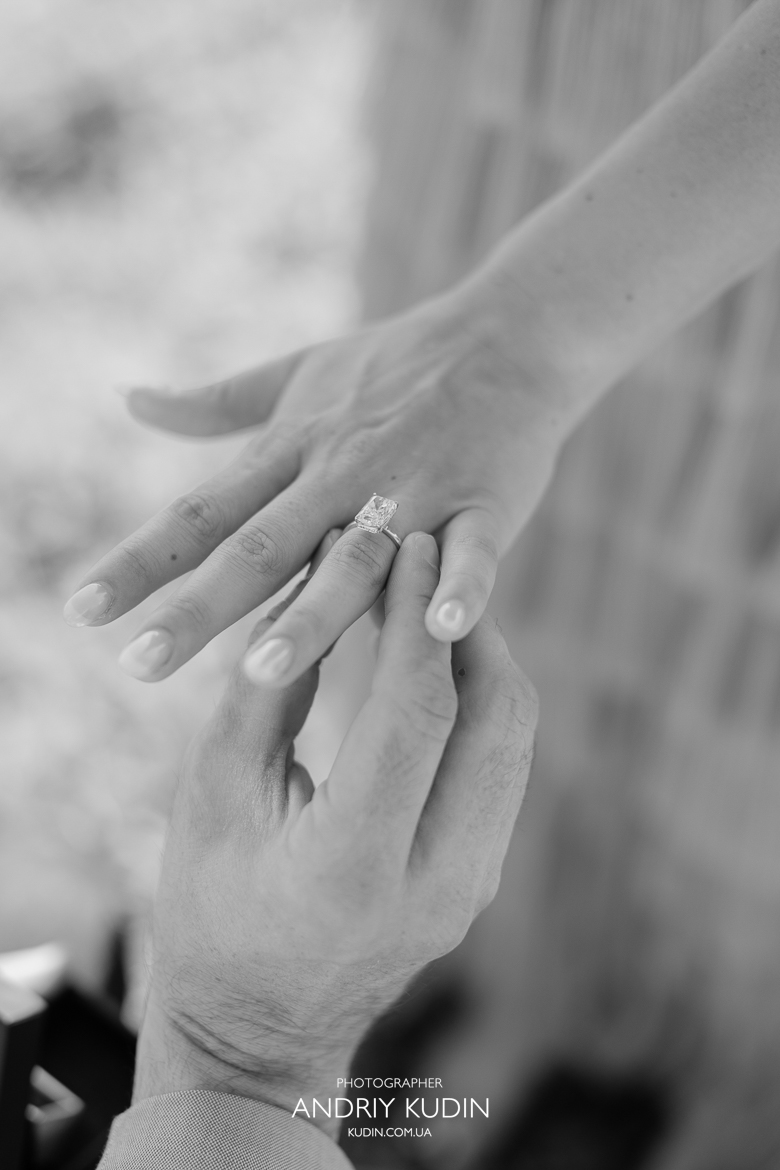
xmin=241 ymin=509 xmax=408 ymax=688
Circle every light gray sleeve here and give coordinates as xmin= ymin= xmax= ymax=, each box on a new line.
xmin=97 ymin=1090 xmax=354 ymax=1170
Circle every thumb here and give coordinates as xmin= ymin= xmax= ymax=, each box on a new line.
xmin=122 ymin=349 xmax=305 ymax=437
xmin=309 ymin=533 xmax=456 ymax=871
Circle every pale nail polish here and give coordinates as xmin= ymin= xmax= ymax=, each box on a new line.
xmin=118 ymin=630 xmax=174 ymax=679
xmin=436 ymin=599 xmax=466 ymax=634
xmin=243 ymin=637 xmax=295 ymax=684
xmin=63 ymin=583 xmax=113 ymax=627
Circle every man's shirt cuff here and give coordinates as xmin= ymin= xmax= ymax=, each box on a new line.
xmin=98 ymin=1090 xmax=354 ymax=1169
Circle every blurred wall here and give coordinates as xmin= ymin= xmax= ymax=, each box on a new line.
xmin=358 ymin=3 xmax=780 ymax=1167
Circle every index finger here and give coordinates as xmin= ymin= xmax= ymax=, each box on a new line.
xmin=63 ymin=428 xmax=301 ymax=627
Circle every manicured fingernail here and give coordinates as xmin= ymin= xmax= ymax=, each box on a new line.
xmin=243 ymin=637 xmax=295 ymax=684
xmin=415 ymin=533 xmax=440 ymax=570
xmin=118 ymin=630 xmax=174 ymax=679
xmin=435 ymin=599 xmax=466 ymax=634
xmin=63 ymin=583 xmax=113 ymax=627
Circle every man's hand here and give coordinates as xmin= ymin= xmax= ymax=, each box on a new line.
xmin=133 ymin=532 xmax=537 ymax=1138
xmin=64 ymin=288 xmax=571 ymax=684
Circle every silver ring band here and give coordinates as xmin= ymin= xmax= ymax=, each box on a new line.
xmin=345 ymin=520 xmax=401 ymax=550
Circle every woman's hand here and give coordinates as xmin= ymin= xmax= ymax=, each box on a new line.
xmin=63 ymin=285 xmax=571 ymax=684
xmin=133 ymin=535 xmax=538 ymax=1133
xmin=64 ymin=0 xmax=780 ymax=687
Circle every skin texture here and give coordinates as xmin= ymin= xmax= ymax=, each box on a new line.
xmin=66 ymin=0 xmax=780 ymax=685
xmin=134 ymin=534 xmax=537 ymax=1139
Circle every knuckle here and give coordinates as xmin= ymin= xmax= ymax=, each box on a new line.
xmin=507 ymin=664 xmax=539 ymax=731
xmin=486 ymin=660 xmax=539 ymax=740
xmin=166 ymin=588 xmax=213 ymax=629
xmin=480 ymin=739 xmax=530 ymax=799
xmin=422 ymin=886 xmax=475 ymax=955
xmin=476 ymin=871 xmax=502 ymax=915
xmin=116 ymin=539 xmax=160 ymax=588
xmin=234 ymin=430 xmax=273 ymax=471
xmin=334 ymin=427 xmax=380 ymax=468
xmin=329 ymin=532 xmax=389 ymax=589
xmin=449 ymin=528 xmax=499 ymax=567
xmin=169 ymin=492 xmax=225 ymax=544
xmin=228 ymin=524 xmax=286 ymax=579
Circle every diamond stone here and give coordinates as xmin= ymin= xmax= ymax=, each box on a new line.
xmin=354 ymin=493 xmax=398 ymax=532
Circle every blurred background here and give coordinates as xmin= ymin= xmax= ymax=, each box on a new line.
xmin=4 ymin=2 xmax=780 ymax=1169
xmin=0 ymin=0 xmax=367 ymax=1010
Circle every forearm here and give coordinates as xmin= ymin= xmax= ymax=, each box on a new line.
xmin=466 ymin=0 xmax=780 ymax=422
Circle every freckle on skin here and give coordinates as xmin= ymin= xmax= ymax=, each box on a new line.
xmin=626 ymin=293 xmax=634 ymax=302
xmin=171 ymin=553 xmax=178 ymax=560
xmin=457 ymin=667 xmax=466 ymax=677
xmin=585 ymin=192 xmax=594 ymax=202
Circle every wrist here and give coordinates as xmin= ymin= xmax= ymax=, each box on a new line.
xmin=451 ymin=165 xmax=679 ymax=431
xmin=133 ymin=990 xmax=352 ymax=1139
xmin=442 ymin=247 xmax=603 ymax=443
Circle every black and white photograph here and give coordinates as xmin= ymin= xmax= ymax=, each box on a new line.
xmin=2 ymin=2 xmax=780 ymax=1167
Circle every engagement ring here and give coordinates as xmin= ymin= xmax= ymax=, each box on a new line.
xmin=346 ymin=494 xmax=402 ymax=550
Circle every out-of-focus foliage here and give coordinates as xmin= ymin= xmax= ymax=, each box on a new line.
xmin=0 ymin=0 xmax=366 ymax=1009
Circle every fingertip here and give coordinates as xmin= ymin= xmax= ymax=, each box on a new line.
xmin=63 ymin=581 xmax=114 ymax=627
xmin=431 ymin=508 xmax=499 ymax=640
xmin=425 ymin=595 xmax=473 ymax=642
xmin=242 ymin=635 xmax=296 ymax=686
xmin=120 ymin=384 xmax=170 ymax=405
xmin=117 ymin=383 xmax=175 ymax=411
xmin=121 ymin=385 xmax=178 ymax=428
xmin=121 ymin=383 xmax=231 ymax=437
